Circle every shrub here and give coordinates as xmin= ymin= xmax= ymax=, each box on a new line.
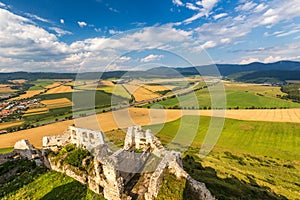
xmin=66 ymin=148 xmax=90 ymax=168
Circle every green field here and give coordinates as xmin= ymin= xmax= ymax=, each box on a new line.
xmin=28 ymin=79 xmax=55 ymax=91
xmin=144 ymin=116 xmax=300 ymax=199
xmin=0 ymin=147 xmax=13 ymax=154
xmin=147 ymin=83 xmax=300 ymax=109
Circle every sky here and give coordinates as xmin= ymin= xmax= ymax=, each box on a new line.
xmin=0 ymin=0 xmax=300 ymax=72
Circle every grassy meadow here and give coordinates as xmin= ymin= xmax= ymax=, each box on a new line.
xmin=144 ymin=116 xmax=300 ymax=199
xmin=147 ymin=83 xmax=300 ymax=109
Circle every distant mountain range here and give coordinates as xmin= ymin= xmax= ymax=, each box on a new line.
xmin=1 ymin=60 xmax=300 ymax=83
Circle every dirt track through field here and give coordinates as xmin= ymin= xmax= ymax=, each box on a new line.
xmin=0 ymin=108 xmax=299 ymax=148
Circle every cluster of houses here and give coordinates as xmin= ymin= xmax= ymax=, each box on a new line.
xmin=0 ymin=99 xmax=40 ymax=122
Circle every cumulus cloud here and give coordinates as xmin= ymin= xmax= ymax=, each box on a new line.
xmin=140 ymin=54 xmax=164 ymax=62
xmin=77 ymin=21 xmax=87 ymax=28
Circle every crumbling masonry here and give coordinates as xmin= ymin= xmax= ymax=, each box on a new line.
xmin=8 ymin=126 xmax=215 ymax=200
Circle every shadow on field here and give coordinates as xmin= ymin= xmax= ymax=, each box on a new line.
xmin=0 ymin=159 xmax=46 ymax=198
xmin=40 ymin=181 xmax=87 ymax=200
xmin=182 ymin=155 xmax=288 ymax=200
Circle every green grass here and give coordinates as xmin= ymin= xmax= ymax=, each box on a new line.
xmin=147 ymin=116 xmax=300 ymax=160
xmin=38 ymin=90 xmax=128 ymax=109
xmin=0 ymin=159 xmax=104 ymax=200
xmin=147 ymin=84 xmax=300 ymax=109
xmin=28 ymin=79 xmax=54 ymax=91
xmin=0 ymin=148 xmax=14 ymax=154
xmin=144 ymin=116 xmax=300 ymax=199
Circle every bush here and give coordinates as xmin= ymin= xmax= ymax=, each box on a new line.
xmin=66 ymin=148 xmax=90 ymax=168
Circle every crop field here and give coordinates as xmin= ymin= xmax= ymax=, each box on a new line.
xmin=41 ymin=98 xmax=73 ymax=109
xmin=124 ymin=84 xmax=160 ymax=102
xmin=1 ymin=107 xmax=299 ymax=148
xmin=44 ymin=82 xmax=61 ymax=89
xmin=0 ymin=84 xmax=16 ymax=93
xmin=143 ymin=84 xmax=177 ymax=92
xmin=152 ymin=82 xmax=300 ymax=109
xmin=0 ymin=121 xmax=23 ymax=130
xmin=8 ymin=79 xmax=27 ymax=84
xmin=28 ymin=79 xmax=55 ymax=91
xmin=23 ymin=108 xmax=49 ymax=116
xmin=44 ymin=85 xmax=73 ymax=94
xmin=146 ymin=116 xmax=300 ymax=199
xmin=75 ymin=81 xmax=131 ymax=99
xmin=10 ymin=90 xmax=44 ymax=101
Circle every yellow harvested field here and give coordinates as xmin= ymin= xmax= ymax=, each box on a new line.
xmin=0 ymin=121 xmax=23 ymax=130
xmin=25 ymin=107 xmax=49 ymax=114
xmin=0 ymin=85 xmax=16 ymax=93
xmin=10 ymin=90 xmax=44 ymax=100
xmin=45 ymin=82 xmax=61 ymax=89
xmin=41 ymin=98 xmax=72 ymax=108
xmin=45 ymin=85 xmax=73 ymax=94
xmin=0 ymin=108 xmax=299 ymax=148
xmin=99 ymin=80 xmax=114 ymax=86
xmin=23 ymin=108 xmax=49 ymax=116
xmin=8 ymin=79 xmax=27 ymax=84
xmin=124 ymin=84 xmax=160 ymax=102
xmin=143 ymin=85 xmax=176 ymax=92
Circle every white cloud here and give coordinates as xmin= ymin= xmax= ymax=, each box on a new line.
xmin=213 ymin=13 xmax=228 ymax=20
xmin=260 ymin=0 xmax=300 ymax=25
xmin=235 ymin=1 xmax=257 ymax=11
xmin=186 ymin=3 xmax=200 ymax=11
xmin=94 ymin=28 xmax=101 ymax=32
xmin=140 ymin=54 xmax=164 ymax=62
xmin=117 ymin=56 xmax=131 ymax=63
xmin=108 ymin=7 xmax=119 ymax=13
xmin=183 ymin=0 xmax=219 ymax=24
xmin=201 ymin=40 xmax=216 ymax=49
xmin=108 ymin=29 xmax=122 ymax=35
xmin=172 ymin=0 xmax=184 ymax=6
xmin=239 ymin=58 xmax=260 ymax=64
xmin=49 ymin=27 xmax=72 ymax=37
xmin=254 ymin=3 xmax=268 ymax=13
xmin=275 ymin=29 xmax=299 ymax=37
xmin=77 ymin=21 xmax=87 ymax=28
xmin=220 ymin=38 xmax=231 ymax=44
xmin=60 ymin=19 xmax=64 ymax=24
xmin=0 ymin=2 xmax=6 ymax=7
xmin=25 ymin=13 xmax=49 ymax=23
xmin=263 ymin=56 xmax=282 ymax=63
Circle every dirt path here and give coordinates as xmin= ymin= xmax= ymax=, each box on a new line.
xmin=0 ymin=108 xmax=299 ymax=148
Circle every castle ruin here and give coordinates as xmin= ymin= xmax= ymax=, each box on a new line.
xmin=5 ymin=126 xmax=215 ymax=200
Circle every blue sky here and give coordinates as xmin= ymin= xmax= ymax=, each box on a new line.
xmin=0 ymin=0 xmax=300 ymax=72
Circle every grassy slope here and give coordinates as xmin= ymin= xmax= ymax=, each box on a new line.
xmin=145 ymin=116 xmax=300 ymax=199
xmin=151 ymin=84 xmax=300 ymax=109
xmin=0 ymin=147 xmax=13 ymax=154
xmin=0 ymin=160 xmax=104 ymax=200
